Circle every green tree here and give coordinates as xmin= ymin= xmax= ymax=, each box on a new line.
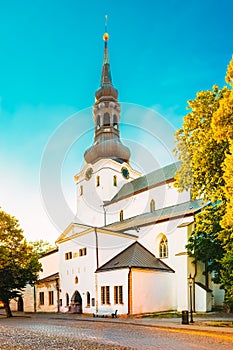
xmin=174 ymin=55 xmax=233 ymax=310
xmin=211 ymin=55 xmax=233 ymax=310
xmin=0 ymin=209 xmax=41 ymax=317
xmin=186 ymin=205 xmax=225 ymax=288
xmin=212 ymin=55 xmax=233 ymax=228
xmin=174 ymin=85 xmax=229 ymax=202
xmin=29 ymin=239 xmax=56 ymax=258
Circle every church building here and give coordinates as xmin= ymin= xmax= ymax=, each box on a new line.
xmin=16 ymin=26 xmax=224 ymax=316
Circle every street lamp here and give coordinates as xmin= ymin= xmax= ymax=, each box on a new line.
xmin=188 ymin=274 xmax=194 ymax=323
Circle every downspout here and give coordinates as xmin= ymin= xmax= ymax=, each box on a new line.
xmin=95 ymin=227 xmax=99 ymax=269
xmin=94 ymin=227 xmax=99 ymax=313
xmin=128 ymin=267 xmax=132 ymax=315
xmin=103 ymin=206 xmax=107 ymax=226
xmin=56 ymin=278 xmax=60 ymax=313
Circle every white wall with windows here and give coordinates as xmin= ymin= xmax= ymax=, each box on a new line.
xmin=105 ymin=181 xmax=190 ymax=226
xmin=57 ymin=228 xmax=135 ymax=314
xmin=96 ymin=269 xmax=129 ymax=315
xmin=36 ymin=283 xmax=58 ymax=313
xmin=74 ymin=159 xmax=140 ymax=227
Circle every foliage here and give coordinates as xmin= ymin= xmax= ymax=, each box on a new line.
xmin=186 ymin=204 xmax=225 ymax=285
xmin=0 ymin=209 xmax=41 ymax=317
xmin=174 ymin=85 xmax=229 ymax=202
xmin=29 ymin=239 xmax=56 ymax=258
xmin=175 ymin=54 xmax=233 ymax=310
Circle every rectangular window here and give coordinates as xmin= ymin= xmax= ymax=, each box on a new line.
xmin=39 ymin=292 xmax=44 ymax=305
xmin=65 ymin=252 xmax=72 ymax=260
xmin=49 ymin=291 xmax=54 ymax=305
xmin=114 ymin=286 xmax=123 ymax=304
xmin=101 ymin=286 xmax=110 ymax=305
xmin=79 ymin=248 xmax=87 ymax=256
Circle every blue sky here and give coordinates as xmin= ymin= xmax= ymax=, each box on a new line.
xmin=0 ymin=0 xmax=232 ymax=243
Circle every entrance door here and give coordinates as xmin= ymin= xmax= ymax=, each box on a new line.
xmin=70 ymin=290 xmax=82 ymax=313
xmin=18 ymin=296 xmax=24 ymax=312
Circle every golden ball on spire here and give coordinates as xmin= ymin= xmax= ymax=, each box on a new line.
xmin=103 ymin=32 xmax=109 ymax=41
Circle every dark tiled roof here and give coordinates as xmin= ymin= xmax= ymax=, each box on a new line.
xmin=96 ymin=241 xmax=174 ymax=272
xmin=39 ymin=272 xmax=59 ymax=283
xmin=108 ymin=162 xmax=181 ymax=204
xmin=105 ymin=199 xmax=207 ymax=232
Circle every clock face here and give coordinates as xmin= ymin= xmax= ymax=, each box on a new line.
xmin=121 ymin=167 xmax=129 ymax=179
xmin=85 ymin=167 xmax=93 ymax=180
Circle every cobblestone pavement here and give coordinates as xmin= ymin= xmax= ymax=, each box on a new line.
xmin=0 ymin=314 xmax=232 ymax=350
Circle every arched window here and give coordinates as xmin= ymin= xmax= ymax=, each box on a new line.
xmin=75 ymin=276 xmax=79 ymax=284
xmin=86 ymin=291 xmax=90 ymax=307
xmin=113 ymin=175 xmax=117 ymax=186
xmin=80 ymin=185 xmax=83 ymax=196
xmin=120 ymin=210 xmax=124 ymax=222
xmin=159 ymin=236 xmax=168 ymax=258
xmin=66 ymin=293 xmax=69 ymax=307
xmin=113 ymin=114 xmax=118 ymax=128
xmin=150 ymin=199 xmax=155 ymax=212
xmin=103 ymin=112 xmax=110 ymax=126
xmin=96 ymin=176 xmax=100 ymax=187
xmin=97 ymin=115 xmax=101 ymax=128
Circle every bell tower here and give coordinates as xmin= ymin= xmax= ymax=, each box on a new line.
xmin=84 ymin=17 xmax=130 ymax=165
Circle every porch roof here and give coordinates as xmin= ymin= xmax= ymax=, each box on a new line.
xmin=38 ymin=272 xmax=59 ymax=283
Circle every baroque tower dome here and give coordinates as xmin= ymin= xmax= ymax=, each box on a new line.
xmin=84 ymin=22 xmax=131 ymax=164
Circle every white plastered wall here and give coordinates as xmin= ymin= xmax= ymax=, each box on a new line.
xmin=131 ymin=269 xmax=176 ymax=314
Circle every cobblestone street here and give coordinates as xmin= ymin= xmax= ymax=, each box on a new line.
xmin=0 ymin=314 xmax=232 ymax=349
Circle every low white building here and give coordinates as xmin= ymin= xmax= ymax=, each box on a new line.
xmin=19 ymin=27 xmax=224 ymax=315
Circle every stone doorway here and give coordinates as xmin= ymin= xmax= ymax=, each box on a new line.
xmin=70 ymin=290 xmax=82 ymax=313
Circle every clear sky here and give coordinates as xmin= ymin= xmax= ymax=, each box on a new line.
xmin=0 ymin=0 xmax=232 ymax=243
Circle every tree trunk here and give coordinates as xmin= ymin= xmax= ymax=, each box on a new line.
xmin=4 ymin=300 xmax=13 ymax=317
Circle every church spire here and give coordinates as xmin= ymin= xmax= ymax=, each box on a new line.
xmin=101 ymin=15 xmax=112 ymax=86
xmin=84 ymin=17 xmax=130 ymax=165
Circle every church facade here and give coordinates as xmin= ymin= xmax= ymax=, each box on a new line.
xmin=14 ymin=27 xmax=224 ymax=315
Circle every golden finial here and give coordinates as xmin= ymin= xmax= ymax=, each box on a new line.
xmin=103 ymin=15 xmax=109 ymax=41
